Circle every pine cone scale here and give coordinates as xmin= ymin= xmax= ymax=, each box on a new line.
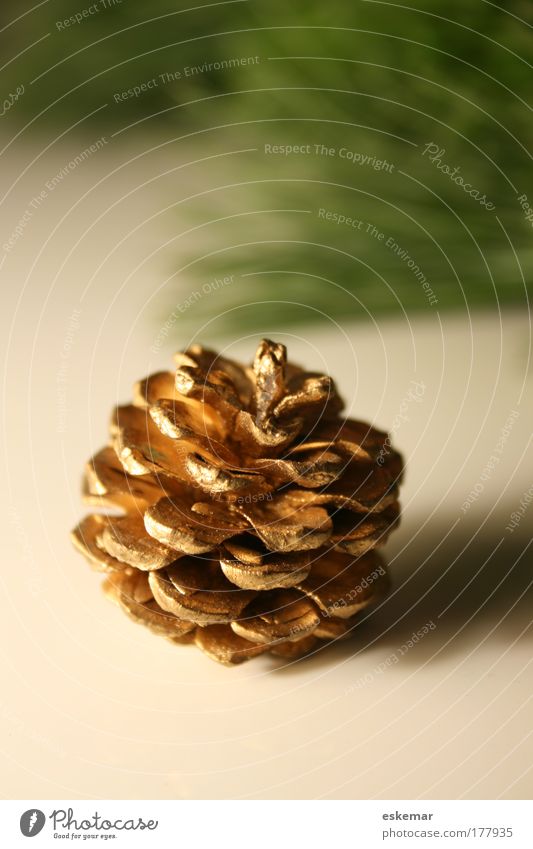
xmin=219 ymin=549 xmax=312 ymax=590
xmin=148 ymin=566 xmax=255 ymax=626
xmin=231 ymin=589 xmax=321 ymax=646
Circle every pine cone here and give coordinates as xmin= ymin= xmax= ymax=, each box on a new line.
xmin=71 ymin=340 xmax=403 ymax=664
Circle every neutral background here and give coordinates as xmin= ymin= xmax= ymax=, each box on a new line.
xmin=1 ymin=141 xmax=531 ymax=798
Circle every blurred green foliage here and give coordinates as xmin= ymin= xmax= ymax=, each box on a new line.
xmin=2 ymin=0 xmax=532 ymax=333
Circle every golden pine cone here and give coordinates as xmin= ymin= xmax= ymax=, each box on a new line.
xmin=71 ymin=339 xmax=403 ymax=664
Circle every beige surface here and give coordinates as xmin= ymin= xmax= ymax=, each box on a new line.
xmin=1 ymin=140 xmax=531 ymax=799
